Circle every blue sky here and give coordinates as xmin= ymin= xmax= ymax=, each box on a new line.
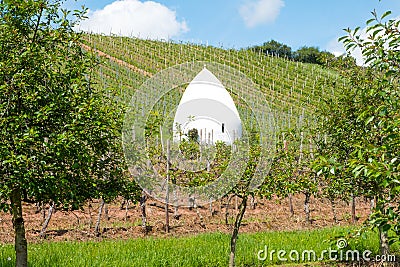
xmin=67 ymin=0 xmax=400 ymax=55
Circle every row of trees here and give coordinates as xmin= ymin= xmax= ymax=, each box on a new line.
xmin=249 ymin=39 xmax=341 ymax=66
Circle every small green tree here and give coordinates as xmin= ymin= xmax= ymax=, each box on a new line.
xmin=187 ymin=128 xmax=199 ymax=142
xmin=228 ymin=131 xmax=261 ymax=267
xmin=0 ymin=1 xmax=125 ymax=266
xmin=264 ymin=129 xmax=317 ymax=222
xmin=179 ymin=128 xmax=200 ymax=160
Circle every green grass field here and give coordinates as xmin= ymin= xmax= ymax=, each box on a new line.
xmin=1 ymin=226 xmax=396 ymax=267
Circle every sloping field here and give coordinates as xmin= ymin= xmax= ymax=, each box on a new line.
xmin=82 ymin=34 xmax=342 ymax=132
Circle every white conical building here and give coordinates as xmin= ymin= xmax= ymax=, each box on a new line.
xmin=173 ymin=67 xmax=242 ymax=145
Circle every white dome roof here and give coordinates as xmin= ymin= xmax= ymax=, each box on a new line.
xmin=173 ymin=67 xmax=242 ymax=145
xmin=178 ymin=68 xmax=240 ymax=118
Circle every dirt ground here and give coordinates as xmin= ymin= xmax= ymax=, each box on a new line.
xmin=0 ymin=194 xmax=373 ymax=244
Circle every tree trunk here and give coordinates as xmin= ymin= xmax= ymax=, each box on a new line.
xmin=120 ymin=199 xmax=126 ymax=210
xmin=370 ymin=197 xmax=375 ymax=216
xmin=104 ymin=203 xmax=109 ymax=221
xmin=194 ymin=202 xmax=206 ymax=228
xmin=235 ymin=195 xmax=238 ymax=211
xmin=41 ymin=202 xmax=46 ymax=224
xmin=124 ymin=200 xmax=129 ymax=221
xmin=71 ymin=211 xmax=80 ymax=225
xmin=40 ymin=201 xmax=55 ymax=238
xmin=95 ymin=198 xmax=105 ymax=236
xmin=330 ymin=199 xmax=338 ymax=224
xmin=351 ymin=194 xmax=356 ymax=224
xmin=140 ymin=191 xmax=148 ymax=233
xmin=304 ymin=192 xmax=311 ymax=224
xmin=188 ymin=195 xmax=195 ymax=210
xmin=229 ymin=195 xmax=248 ymax=267
xmin=225 ymin=195 xmax=234 ymax=225
xmin=173 ymin=191 xmax=179 ymax=219
xmin=379 ymin=225 xmax=390 ymax=267
xmin=34 ymin=202 xmax=40 ymax=214
xmin=165 ymin=200 xmax=169 ymax=233
xmin=288 ymin=193 xmax=294 ymax=217
xmin=250 ymin=195 xmax=256 ymax=210
xmin=88 ymin=202 xmax=93 ymax=229
xmin=10 ymin=187 xmax=28 ymax=267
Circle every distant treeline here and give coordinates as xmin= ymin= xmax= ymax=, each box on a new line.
xmin=248 ymin=39 xmax=355 ymax=66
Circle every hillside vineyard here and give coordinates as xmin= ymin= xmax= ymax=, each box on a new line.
xmin=82 ymin=34 xmax=343 ymax=135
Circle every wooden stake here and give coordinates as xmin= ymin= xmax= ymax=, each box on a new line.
xmin=165 ymin=140 xmax=170 ymax=233
xmin=95 ymin=199 xmax=105 ymax=237
xmin=160 ymin=124 xmax=164 ymax=154
xmin=39 ymin=201 xmax=55 ymax=238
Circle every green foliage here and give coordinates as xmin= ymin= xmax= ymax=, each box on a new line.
xmin=340 ymin=9 xmax=400 ymax=71
xmin=228 ymin=129 xmax=261 ymax=197
xmin=213 ymin=141 xmax=231 ymax=166
xmin=250 ymin=41 xmax=336 ymax=66
xmin=251 ymin=39 xmax=293 ymax=59
xmin=322 ymin=54 xmax=357 ymax=70
xmin=313 ymin=154 xmax=350 ymax=203
xmin=118 ymin=176 xmax=142 ymax=204
xmin=0 ymin=2 xmax=144 ymax=264
xmin=315 ymin=9 xmax=400 ymax=245
xmin=187 ymin=128 xmax=199 ymax=142
xmin=178 ymin=128 xmax=200 ymax=160
xmin=0 ymin=0 xmax=133 ymax=213
xmin=262 ymin=129 xmax=317 ymax=200
xmin=261 ymin=131 xmax=298 ymax=198
xmin=145 ymin=110 xmax=163 ymax=138
xmin=294 ymin=46 xmax=335 ymax=65
xmin=294 ymin=46 xmax=320 ymax=64
xmin=179 ymin=139 xmax=200 ymax=160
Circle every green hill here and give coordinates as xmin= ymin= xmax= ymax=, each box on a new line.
xmin=82 ymin=34 xmax=342 ymax=132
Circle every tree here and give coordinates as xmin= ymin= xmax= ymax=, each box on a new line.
xmin=252 ymin=40 xmax=293 ymax=59
xmin=228 ymin=131 xmax=261 ymax=267
xmin=263 ymin=129 xmax=317 ymax=223
xmin=341 ymin=9 xmax=400 ymax=255
xmin=322 ymin=54 xmax=357 ymax=69
xmin=294 ymin=46 xmax=335 ymax=65
xmin=261 ymin=131 xmax=299 ymax=217
xmin=0 ymin=1 xmax=125 ymax=266
xmin=314 ymin=8 xmax=400 ymax=257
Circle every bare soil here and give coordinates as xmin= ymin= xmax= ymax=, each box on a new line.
xmin=0 ymin=194 xmax=372 ymax=244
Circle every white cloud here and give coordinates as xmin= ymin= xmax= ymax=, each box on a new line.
xmin=239 ymin=0 xmax=284 ymax=28
xmin=326 ymin=38 xmax=346 ymax=57
xmin=326 ymin=35 xmax=365 ymax=66
xmin=77 ymin=0 xmax=189 ymax=39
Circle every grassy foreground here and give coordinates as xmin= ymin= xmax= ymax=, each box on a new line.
xmin=0 ymin=227 xmax=395 ymax=267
